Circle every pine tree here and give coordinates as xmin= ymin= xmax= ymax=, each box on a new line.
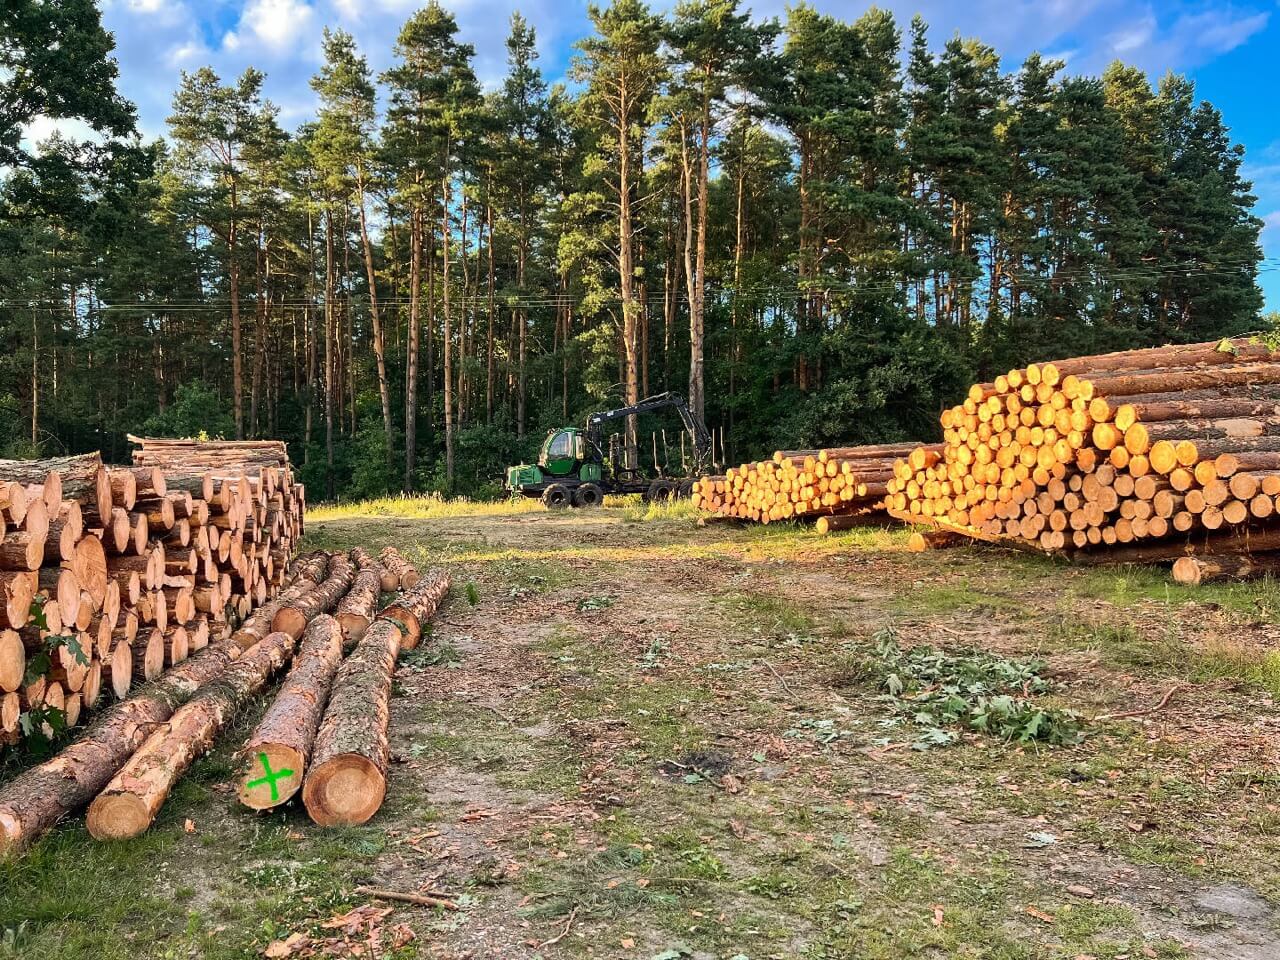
xmin=573 ymin=0 xmax=666 ymax=469
xmin=168 ymin=67 xmax=270 ymax=439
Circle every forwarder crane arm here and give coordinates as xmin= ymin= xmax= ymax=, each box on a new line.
xmin=585 ymin=392 xmax=712 ymax=475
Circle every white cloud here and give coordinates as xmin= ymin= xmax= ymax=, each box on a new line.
xmin=1262 ymin=211 xmax=1280 ymax=235
xmin=234 ymin=0 xmax=315 ymax=51
xmin=19 ymin=116 xmax=102 ymax=155
xmin=1108 ymin=16 xmax=1155 ymax=54
xmin=167 ymin=39 xmax=210 ymax=66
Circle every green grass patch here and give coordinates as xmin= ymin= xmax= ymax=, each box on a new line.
xmin=716 ymin=590 xmax=816 ymax=637
xmin=308 ymin=492 xmax=545 ymax=521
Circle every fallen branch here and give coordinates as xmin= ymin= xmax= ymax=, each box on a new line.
xmin=537 ymin=906 xmax=578 ymax=949
xmin=354 ymin=886 xmax=458 ymax=911
xmin=1095 ymin=684 xmax=1183 ymax=721
xmin=760 ymin=659 xmax=798 ymax=700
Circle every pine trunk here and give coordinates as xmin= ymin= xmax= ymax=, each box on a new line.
xmin=237 ymin=615 xmax=344 ymax=810
xmin=86 ymin=631 xmax=295 ymax=840
xmin=301 ymin=619 xmax=401 ymax=826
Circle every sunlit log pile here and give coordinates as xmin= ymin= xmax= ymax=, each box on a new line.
xmin=691 ymin=443 xmax=930 ymax=525
xmin=886 ymin=338 xmax=1280 ymax=580
xmin=0 ymin=439 xmax=304 ymax=748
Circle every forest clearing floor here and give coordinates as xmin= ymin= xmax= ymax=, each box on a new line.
xmin=6 ymin=505 xmax=1280 ymax=959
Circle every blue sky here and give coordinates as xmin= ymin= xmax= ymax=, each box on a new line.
xmin=80 ymin=0 xmax=1280 ymax=308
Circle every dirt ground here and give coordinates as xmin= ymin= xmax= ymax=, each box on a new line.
xmin=5 ymin=505 xmax=1280 ymax=960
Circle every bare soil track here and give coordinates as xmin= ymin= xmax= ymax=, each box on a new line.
xmin=4 ymin=505 xmax=1280 ymax=960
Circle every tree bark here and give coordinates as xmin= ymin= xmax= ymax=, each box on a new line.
xmin=237 ymin=615 xmax=344 ymax=810
xmin=358 ymin=181 xmax=393 ymax=454
xmin=86 ymin=631 xmax=294 ymax=840
xmin=442 ymin=155 xmax=456 ymax=488
xmin=405 ymin=205 xmax=422 ymax=493
xmin=301 ymin=619 xmax=400 ymax=826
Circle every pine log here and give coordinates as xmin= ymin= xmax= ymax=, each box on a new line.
xmin=0 ymin=641 xmax=244 ymax=854
xmin=301 ymin=619 xmax=402 ymax=826
xmin=271 ymin=553 xmax=354 ymax=639
xmin=335 ymin=563 xmax=383 ymax=643
xmin=226 ymin=552 xmax=330 ymax=652
xmin=1050 ymin=339 xmax=1273 ymax=377
xmin=813 ymin=513 xmax=880 ymax=534
xmin=0 ymin=630 xmax=23 ymax=694
xmin=377 ymin=570 xmax=451 ymax=651
xmin=107 ymin=470 xmax=137 ymax=511
xmin=1171 ymin=553 xmax=1280 ymax=585
xmin=377 ymin=547 xmax=418 ymax=590
xmin=0 ymin=482 xmax=28 ymax=526
xmin=68 ymin=536 xmax=108 ymax=606
xmin=0 ymin=531 xmax=45 ymax=571
xmin=0 ymin=572 xmax=36 ymax=630
xmin=103 ymin=636 xmax=133 ymax=700
xmin=134 ymin=628 xmax=166 ymax=681
xmin=86 ymin=631 xmax=295 ymax=840
xmin=0 ymin=454 xmax=111 ymax=524
xmin=907 ymin=530 xmax=966 ymax=552
xmin=237 ymin=616 xmax=344 ymax=810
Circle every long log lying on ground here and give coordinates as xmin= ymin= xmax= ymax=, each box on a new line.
xmin=236 ymin=616 xmax=345 ymax=811
xmin=271 ymin=553 xmax=355 ymax=639
xmin=378 ymin=547 xmax=417 ymax=590
xmin=1171 ymin=553 xmax=1280 ymax=585
xmin=300 ymin=619 xmax=402 ymax=827
xmin=0 ymin=642 xmax=243 ymax=855
xmin=302 ymin=571 xmax=452 ymax=826
xmin=335 ymin=560 xmax=383 ymax=643
xmin=86 ymin=631 xmax=295 ymax=840
xmin=377 ymin=569 xmax=451 ymax=650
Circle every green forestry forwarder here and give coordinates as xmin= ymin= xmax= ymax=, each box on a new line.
xmin=505 ymin=392 xmax=712 ymax=508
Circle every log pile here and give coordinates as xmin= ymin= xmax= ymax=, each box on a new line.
xmin=0 ymin=439 xmax=304 ymax=749
xmin=0 ymin=544 xmax=451 ymax=853
xmin=692 ymin=443 xmax=928 ymax=524
xmin=886 ymin=338 xmax=1280 ymax=576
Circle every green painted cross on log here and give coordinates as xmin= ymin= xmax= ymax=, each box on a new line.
xmin=246 ymin=752 xmax=294 ymax=803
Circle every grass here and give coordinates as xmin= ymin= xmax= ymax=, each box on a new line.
xmin=6 ymin=502 xmax=1280 ymax=958
xmin=307 ymin=491 xmax=545 ymax=521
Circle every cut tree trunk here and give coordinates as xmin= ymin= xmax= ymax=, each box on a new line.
xmin=0 ymin=642 xmax=244 ymax=854
xmin=271 ymin=553 xmax=354 ymax=639
xmin=301 ymin=619 xmax=401 ymax=826
xmin=377 ymin=570 xmax=451 ymax=651
xmin=237 ymin=615 xmax=344 ymax=810
xmin=335 ymin=563 xmax=382 ymax=643
xmin=86 ymin=631 xmax=295 ymax=840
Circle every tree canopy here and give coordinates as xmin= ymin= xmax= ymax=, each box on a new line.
xmin=0 ymin=1 xmax=1266 ymax=500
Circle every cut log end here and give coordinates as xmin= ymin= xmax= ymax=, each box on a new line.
xmin=85 ymin=792 xmax=152 ymax=841
xmin=271 ymin=607 xmax=308 ymax=641
xmin=301 ymin=755 xmax=387 ymax=827
xmin=237 ymin=744 xmax=306 ymax=811
xmin=336 ymin=611 xmax=372 ymax=642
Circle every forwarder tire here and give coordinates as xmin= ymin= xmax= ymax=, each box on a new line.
xmin=573 ymin=482 xmax=605 ymax=508
xmin=543 ymin=484 xmax=572 ymax=508
xmin=646 ymin=479 xmax=677 ymax=502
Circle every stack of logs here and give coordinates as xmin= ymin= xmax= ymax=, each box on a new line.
xmin=692 ymin=443 xmax=927 ymax=527
xmin=0 ymin=440 xmax=304 ymax=747
xmin=0 ymin=545 xmax=449 ymax=852
xmin=886 ymin=338 xmax=1280 ymax=579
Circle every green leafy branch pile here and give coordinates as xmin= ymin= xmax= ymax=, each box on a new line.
xmin=861 ymin=628 xmax=1082 ymax=750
